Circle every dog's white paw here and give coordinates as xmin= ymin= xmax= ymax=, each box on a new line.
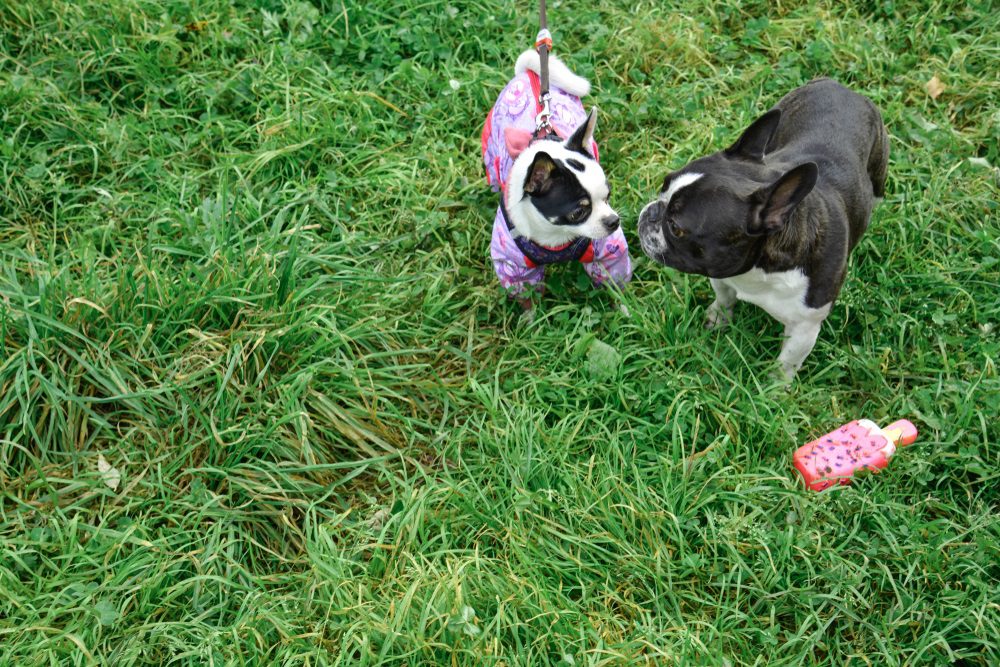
xmin=705 ymin=300 xmax=734 ymax=330
xmin=771 ymin=363 xmax=797 ymax=386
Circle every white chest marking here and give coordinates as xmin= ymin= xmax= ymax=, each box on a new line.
xmin=719 ymin=268 xmax=830 ymax=325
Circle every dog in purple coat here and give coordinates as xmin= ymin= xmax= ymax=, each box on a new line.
xmin=481 ymin=48 xmax=631 ymax=308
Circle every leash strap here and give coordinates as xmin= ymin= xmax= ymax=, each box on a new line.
xmin=534 ymin=0 xmax=552 ymax=136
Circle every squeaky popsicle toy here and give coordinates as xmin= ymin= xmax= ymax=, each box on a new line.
xmin=794 ymin=419 xmax=918 ymax=491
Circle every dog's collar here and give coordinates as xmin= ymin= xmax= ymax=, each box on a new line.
xmin=499 ymin=197 xmax=593 ymax=267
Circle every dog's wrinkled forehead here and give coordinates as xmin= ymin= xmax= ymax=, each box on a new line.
xmin=653 ymin=168 xmax=757 ymax=236
xmin=659 ymin=155 xmax=781 ymax=222
xmin=659 ymin=171 xmax=704 ymax=207
xmin=666 ymin=155 xmax=776 ymax=198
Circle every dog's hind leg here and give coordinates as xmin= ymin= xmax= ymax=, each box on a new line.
xmin=868 ymin=119 xmax=890 ymax=199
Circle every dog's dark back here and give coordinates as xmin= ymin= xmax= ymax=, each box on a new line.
xmin=768 ymin=78 xmax=889 ymax=250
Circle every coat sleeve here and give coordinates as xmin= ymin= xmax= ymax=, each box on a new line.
xmin=491 ymin=209 xmax=545 ymax=296
xmin=584 ymin=227 xmax=632 ymax=288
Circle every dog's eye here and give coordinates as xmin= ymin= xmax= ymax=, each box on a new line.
xmin=669 ymin=221 xmax=686 ymax=238
xmin=567 ymin=200 xmax=590 ymax=223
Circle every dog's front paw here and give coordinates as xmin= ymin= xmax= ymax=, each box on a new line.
xmin=771 ymin=362 xmax=797 ymax=385
xmin=705 ymin=300 xmax=734 ymax=330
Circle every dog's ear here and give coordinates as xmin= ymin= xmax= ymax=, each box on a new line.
xmin=524 ymin=151 xmax=558 ymax=196
xmin=749 ymin=162 xmax=818 ymax=234
xmin=565 ymin=108 xmax=597 ymax=157
xmin=725 ymin=109 xmax=781 ymax=161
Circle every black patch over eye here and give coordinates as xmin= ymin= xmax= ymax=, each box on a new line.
xmin=533 ymin=162 xmax=592 ymax=225
xmin=566 ymin=158 xmax=585 ymax=172
xmin=564 ymin=200 xmax=591 ymax=224
xmin=669 ymin=221 xmax=686 ymax=238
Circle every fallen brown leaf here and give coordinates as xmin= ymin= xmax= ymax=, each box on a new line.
xmin=925 ymin=75 xmax=944 ymax=100
xmin=98 ymin=454 xmax=121 ymax=491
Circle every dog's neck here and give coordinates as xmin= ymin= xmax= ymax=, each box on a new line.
xmin=756 ymin=200 xmax=824 ymax=273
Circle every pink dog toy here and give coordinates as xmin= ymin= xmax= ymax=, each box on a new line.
xmin=794 ymin=419 xmax=918 ymax=491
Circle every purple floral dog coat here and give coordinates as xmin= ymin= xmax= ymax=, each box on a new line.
xmin=481 ymin=69 xmax=632 ymax=296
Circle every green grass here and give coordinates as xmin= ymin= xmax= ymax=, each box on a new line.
xmin=1 ymin=0 xmax=998 ymax=664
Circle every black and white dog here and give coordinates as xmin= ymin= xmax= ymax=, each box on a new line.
xmin=637 ymin=78 xmax=888 ymax=379
xmin=483 ymin=50 xmax=632 ymax=303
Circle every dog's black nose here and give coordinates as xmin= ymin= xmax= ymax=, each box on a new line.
xmin=602 ymin=214 xmax=620 ymax=232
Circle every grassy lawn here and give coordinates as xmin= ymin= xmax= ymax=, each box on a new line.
xmin=1 ymin=0 xmax=998 ymax=664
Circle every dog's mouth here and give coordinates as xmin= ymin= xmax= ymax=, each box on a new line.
xmin=638 ymin=230 xmax=667 ymax=260
xmin=638 ymin=220 xmax=714 ymax=277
